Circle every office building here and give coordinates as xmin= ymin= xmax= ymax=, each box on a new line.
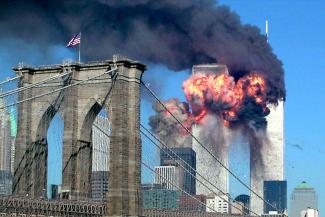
xmin=251 ymin=101 xmax=285 ymax=215
xmin=154 ymin=166 xmax=181 ymax=191
xmin=92 ymin=115 xmax=110 ymax=172
xmin=91 ymin=171 xmax=109 ymax=202
xmin=160 ymin=147 xmax=196 ymax=194
xmin=49 ymin=184 xmax=61 ymax=199
xmin=91 ymin=115 xmax=110 ymax=201
xmin=206 ymin=194 xmax=229 ymax=213
xmin=291 ymin=181 xmax=318 ymax=217
xmin=142 ymin=188 xmax=180 ymax=210
xmin=264 ymin=180 xmax=287 ymax=213
xmin=179 ymin=194 xmax=206 ymax=211
xmin=0 ymin=98 xmax=14 ymax=195
xmin=301 ymin=208 xmax=319 ymax=217
xmin=192 ymin=64 xmax=230 ymax=196
xmin=235 ymin=194 xmax=250 ymax=215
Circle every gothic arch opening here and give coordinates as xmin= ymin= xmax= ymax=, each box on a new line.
xmin=46 ymin=112 xmax=64 ymax=199
xmin=91 ymin=108 xmax=110 ymax=201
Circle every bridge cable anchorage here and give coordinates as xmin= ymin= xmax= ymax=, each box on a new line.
xmin=0 ymin=68 xmax=117 ymax=110
xmin=140 ymin=124 xmax=260 ymax=216
xmin=141 ymin=81 xmax=286 ymax=216
xmin=0 ymin=71 xmax=72 ymax=99
xmin=141 ymin=160 xmax=219 ymax=213
xmin=0 ymin=75 xmax=22 ymax=86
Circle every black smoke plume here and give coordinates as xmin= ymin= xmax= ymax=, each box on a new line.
xmin=1 ymin=0 xmax=285 ymax=102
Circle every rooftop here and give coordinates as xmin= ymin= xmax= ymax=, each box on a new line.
xmin=296 ymin=181 xmax=313 ymax=189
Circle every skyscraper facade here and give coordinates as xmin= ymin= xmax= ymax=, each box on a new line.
xmin=92 ymin=115 xmax=110 ymax=172
xmin=0 ymin=98 xmax=13 ymax=195
xmin=160 ymin=147 xmax=196 ymax=194
xmin=264 ymin=180 xmax=287 ymax=213
xmin=91 ymin=115 xmax=110 ymax=201
xmin=154 ymin=166 xmax=181 ymax=191
xmin=192 ymin=64 xmax=229 ymax=196
xmin=290 ymin=181 xmax=318 ymax=217
xmin=251 ymin=101 xmax=285 ymax=215
xmin=142 ymin=188 xmax=180 ymax=210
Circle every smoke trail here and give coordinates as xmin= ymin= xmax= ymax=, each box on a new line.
xmin=0 ymin=0 xmax=285 ymax=102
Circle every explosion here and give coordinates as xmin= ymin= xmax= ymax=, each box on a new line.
xmin=182 ymin=71 xmax=269 ymax=128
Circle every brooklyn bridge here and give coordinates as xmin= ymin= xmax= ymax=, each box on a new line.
xmin=0 ymin=56 xmax=282 ymax=217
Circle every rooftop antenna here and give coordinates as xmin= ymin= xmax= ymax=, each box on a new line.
xmin=266 ymin=19 xmax=269 ymax=42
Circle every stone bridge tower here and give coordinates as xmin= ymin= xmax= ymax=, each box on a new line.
xmin=12 ymin=57 xmax=146 ymax=217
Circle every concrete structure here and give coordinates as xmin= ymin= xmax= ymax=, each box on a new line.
xmin=290 ymin=181 xmax=318 ymax=217
xmin=206 ymin=194 xmax=229 ymax=213
xmin=263 ymin=180 xmax=287 ymax=213
xmin=0 ymin=98 xmax=13 ymax=195
xmin=12 ymin=57 xmax=146 ymax=217
xmin=192 ymin=64 xmax=229 ymax=196
xmin=250 ymin=101 xmax=285 ymax=214
xmin=301 ymin=208 xmax=319 ymax=217
xmin=160 ymin=147 xmax=196 ymax=194
xmin=155 ymin=166 xmax=181 ymax=191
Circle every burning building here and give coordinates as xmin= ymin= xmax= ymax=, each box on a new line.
xmin=191 ymin=64 xmax=230 ymax=196
xmin=149 ymin=62 xmax=285 ymax=215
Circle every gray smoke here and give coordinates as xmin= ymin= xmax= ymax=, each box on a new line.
xmin=0 ymin=0 xmax=285 ymax=102
xmin=193 ymin=114 xmax=229 ymax=193
xmin=149 ymin=98 xmax=194 ymax=148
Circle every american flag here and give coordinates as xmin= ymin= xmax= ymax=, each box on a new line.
xmin=66 ymin=32 xmax=81 ymax=47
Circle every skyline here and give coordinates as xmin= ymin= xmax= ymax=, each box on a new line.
xmin=0 ymin=0 xmax=324 ymax=214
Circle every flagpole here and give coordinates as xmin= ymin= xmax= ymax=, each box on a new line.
xmin=78 ymin=32 xmax=81 ymax=63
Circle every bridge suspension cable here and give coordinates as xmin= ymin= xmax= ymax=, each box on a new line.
xmin=0 ymin=71 xmax=72 ymax=99
xmin=140 ymin=124 xmax=259 ymax=216
xmin=0 ymin=75 xmax=22 ymax=86
xmin=0 ymin=68 xmax=117 ymax=110
xmin=140 ymin=80 xmax=285 ymax=215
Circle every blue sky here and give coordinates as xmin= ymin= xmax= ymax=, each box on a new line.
xmin=0 ymin=0 xmax=324 ymax=212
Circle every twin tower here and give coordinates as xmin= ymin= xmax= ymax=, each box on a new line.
xmin=12 ymin=57 xmax=145 ymax=216
xmin=192 ymin=64 xmax=284 ymax=215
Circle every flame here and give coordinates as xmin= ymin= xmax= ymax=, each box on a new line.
xmin=183 ymin=72 xmax=267 ymax=126
xmin=195 ymin=109 xmax=207 ymax=122
xmin=183 ymin=73 xmax=208 ymax=105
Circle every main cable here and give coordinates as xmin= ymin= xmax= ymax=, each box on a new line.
xmin=141 ymin=81 xmax=284 ymax=215
xmin=0 ymin=68 xmax=117 ymax=110
xmin=0 ymin=76 xmax=22 ymax=86
xmin=0 ymin=71 xmax=72 ymax=99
